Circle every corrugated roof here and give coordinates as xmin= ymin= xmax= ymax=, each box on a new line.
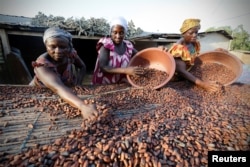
xmin=199 ymin=30 xmax=233 ymax=40
xmin=0 ymin=14 xmax=106 ymax=37
xmin=129 ymin=30 xmax=233 ymax=41
xmin=0 ymin=14 xmax=48 ymax=32
xmin=0 ymin=14 xmax=233 ymax=40
xmin=0 ymin=14 xmax=32 ymax=25
xmin=129 ymin=32 xmax=180 ymax=40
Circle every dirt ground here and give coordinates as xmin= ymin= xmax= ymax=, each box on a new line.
xmin=0 ymin=81 xmax=249 ymax=166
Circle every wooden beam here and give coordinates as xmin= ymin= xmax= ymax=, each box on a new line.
xmin=6 ymin=30 xmax=100 ymax=40
xmin=6 ymin=30 xmax=43 ymax=37
xmin=134 ymin=38 xmax=178 ymax=42
xmin=0 ymin=29 xmax=11 ymax=58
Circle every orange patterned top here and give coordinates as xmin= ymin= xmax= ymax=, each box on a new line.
xmin=169 ymin=41 xmax=200 ymax=70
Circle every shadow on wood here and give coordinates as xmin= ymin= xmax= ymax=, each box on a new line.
xmin=5 ymin=48 xmax=32 ymax=84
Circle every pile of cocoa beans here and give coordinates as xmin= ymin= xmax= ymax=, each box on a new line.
xmin=0 ymin=80 xmax=249 ymax=167
xmin=129 ymin=68 xmax=169 ymax=89
xmin=190 ymin=62 xmax=236 ymax=85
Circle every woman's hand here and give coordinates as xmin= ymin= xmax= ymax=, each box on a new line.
xmin=215 ymin=48 xmax=228 ymax=53
xmin=125 ymin=66 xmax=146 ymax=76
xmin=197 ymin=80 xmax=221 ymax=92
xmin=80 ymin=103 xmax=99 ymax=121
xmin=158 ymin=46 xmax=168 ymax=52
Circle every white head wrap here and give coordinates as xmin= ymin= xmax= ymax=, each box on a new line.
xmin=110 ymin=16 xmax=128 ymax=34
xmin=43 ymin=27 xmax=73 ymax=48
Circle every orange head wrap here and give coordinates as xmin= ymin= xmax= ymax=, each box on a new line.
xmin=180 ymin=18 xmax=201 ymax=34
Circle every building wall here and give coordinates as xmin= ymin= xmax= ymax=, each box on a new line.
xmin=133 ymin=41 xmax=176 ymax=51
xmin=72 ymin=38 xmax=98 ymax=73
xmin=199 ymin=33 xmax=231 ymax=53
xmin=133 ymin=41 xmax=158 ymax=51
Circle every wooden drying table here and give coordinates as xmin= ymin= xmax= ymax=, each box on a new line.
xmin=0 ymin=84 xmax=159 ymax=155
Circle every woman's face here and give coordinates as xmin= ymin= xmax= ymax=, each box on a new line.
xmin=45 ymin=37 xmax=70 ymax=62
xmin=182 ymin=26 xmax=200 ymax=43
xmin=111 ymin=25 xmax=125 ymax=44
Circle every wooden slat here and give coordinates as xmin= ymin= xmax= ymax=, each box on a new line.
xmin=0 ymin=29 xmax=11 ymax=58
xmin=0 ymin=107 xmax=83 ymax=154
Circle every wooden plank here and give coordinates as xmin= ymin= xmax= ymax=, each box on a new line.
xmin=6 ymin=30 xmax=43 ymax=37
xmin=6 ymin=30 xmax=100 ymax=40
xmin=0 ymin=29 xmax=10 ymax=59
xmin=0 ymin=106 xmax=83 ymax=154
xmin=134 ymin=38 xmax=178 ymax=42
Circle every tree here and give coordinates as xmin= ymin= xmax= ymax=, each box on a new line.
xmin=31 ymin=12 xmax=144 ymax=38
xmin=231 ymin=25 xmax=250 ymax=51
xmin=127 ymin=20 xmax=143 ymax=38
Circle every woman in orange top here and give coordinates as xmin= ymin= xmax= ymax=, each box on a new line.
xmin=169 ymin=18 xmax=221 ymax=92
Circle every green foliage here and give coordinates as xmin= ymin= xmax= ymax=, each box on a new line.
xmin=31 ymin=12 xmax=144 ymax=38
xmin=231 ymin=25 xmax=250 ymax=51
xmin=206 ymin=25 xmax=250 ymax=51
xmin=127 ymin=20 xmax=143 ymax=38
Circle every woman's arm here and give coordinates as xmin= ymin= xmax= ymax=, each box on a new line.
xmin=175 ymin=58 xmax=220 ymax=92
xmin=98 ymin=46 xmax=144 ymax=75
xmin=175 ymin=58 xmax=199 ymax=83
xmin=35 ymin=66 xmax=83 ymax=107
xmin=34 ymin=66 xmax=98 ymax=119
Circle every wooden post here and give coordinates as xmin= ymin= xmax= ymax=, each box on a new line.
xmin=0 ymin=29 xmax=11 ymax=59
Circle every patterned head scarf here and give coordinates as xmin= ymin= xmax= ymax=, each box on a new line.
xmin=110 ymin=16 xmax=128 ymax=34
xmin=43 ymin=27 xmax=73 ymax=48
xmin=180 ymin=18 xmax=201 ymax=34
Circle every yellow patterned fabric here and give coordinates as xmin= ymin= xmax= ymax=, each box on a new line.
xmin=169 ymin=41 xmax=200 ymax=70
xmin=180 ymin=18 xmax=200 ymax=34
